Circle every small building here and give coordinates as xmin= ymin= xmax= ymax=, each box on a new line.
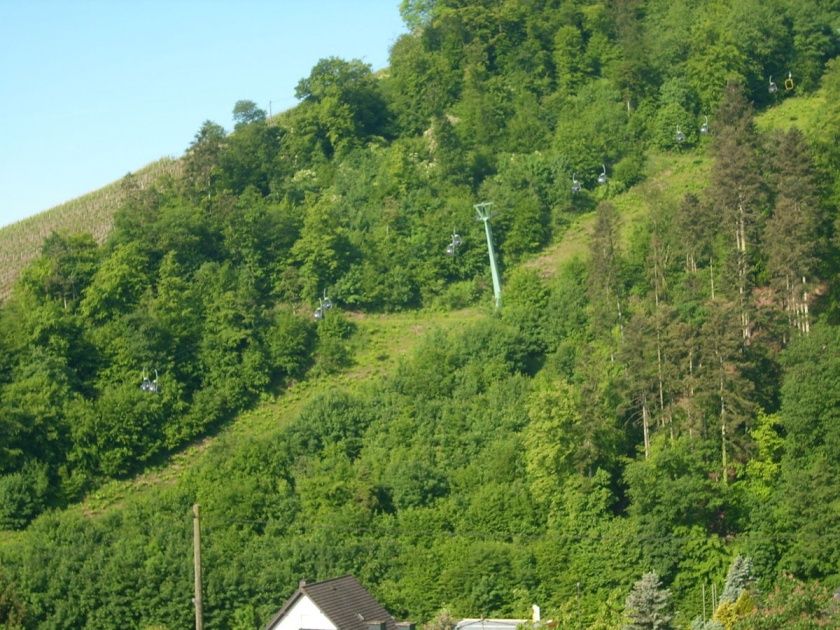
xmin=455 ymin=619 xmax=528 ymax=630
xmin=455 ymin=605 xmax=542 ymax=630
xmin=264 ymin=575 xmax=406 ymax=630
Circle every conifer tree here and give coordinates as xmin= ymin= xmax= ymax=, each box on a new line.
xmin=698 ymin=299 xmax=755 ymax=482
xmin=763 ymin=129 xmax=823 ymax=339
xmin=623 ymin=572 xmax=674 ymax=630
xmin=645 ymin=206 xmax=679 ymax=438
xmin=706 ymin=82 xmax=767 ymax=341
xmin=588 ymin=201 xmax=624 ymax=340
xmin=621 ymin=301 xmax=659 ymax=458
xmin=720 ymin=555 xmax=753 ymax=604
xmin=674 ymin=193 xmax=716 ymax=291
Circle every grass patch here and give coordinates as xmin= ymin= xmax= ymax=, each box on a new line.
xmin=526 ymin=147 xmax=712 ymax=279
xmin=60 ymin=306 xmax=484 ymax=521
xmin=755 ymin=93 xmax=825 ymax=134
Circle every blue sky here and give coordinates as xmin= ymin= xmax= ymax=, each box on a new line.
xmin=0 ymin=0 xmax=406 ymax=228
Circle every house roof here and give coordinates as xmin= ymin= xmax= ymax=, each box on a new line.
xmin=265 ymin=575 xmax=398 ymax=630
xmin=455 ymin=619 xmax=528 ymax=630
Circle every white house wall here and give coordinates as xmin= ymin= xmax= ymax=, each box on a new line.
xmin=269 ymin=594 xmax=338 ymax=630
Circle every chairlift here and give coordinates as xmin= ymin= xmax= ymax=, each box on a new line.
xmin=571 ymin=173 xmax=581 ymax=194
xmin=322 ymin=297 xmax=333 ymax=310
xmin=675 ymin=126 xmax=685 ymax=144
xmin=140 ymin=368 xmax=160 ymax=394
xmin=700 ymin=115 xmax=709 ymax=135
xmin=768 ymin=76 xmax=778 ymax=94
xmin=314 ymin=307 xmax=323 ymax=321
xmin=446 ymin=230 xmax=461 ymax=256
xmin=597 ymin=164 xmax=608 ymax=185
xmin=784 ymin=71 xmax=794 ymax=91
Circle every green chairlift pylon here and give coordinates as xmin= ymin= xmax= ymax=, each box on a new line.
xmin=474 ymin=202 xmax=502 ymax=309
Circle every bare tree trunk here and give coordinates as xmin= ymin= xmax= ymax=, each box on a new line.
xmin=785 ymin=274 xmax=794 ymax=331
xmin=736 ymin=199 xmax=750 ymax=341
xmin=801 ymin=276 xmax=810 ymax=335
xmin=719 ymin=359 xmax=728 ymax=486
xmin=657 ymin=333 xmax=665 ymax=414
xmin=687 ymin=349 xmax=695 ymax=438
xmin=642 ymin=400 xmax=651 ymax=460
xmin=710 ymin=262 xmax=715 ymax=300
xmin=616 ymin=298 xmax=623 ymax=336
xmin=721 ymin=419 xmax=728 ymax=486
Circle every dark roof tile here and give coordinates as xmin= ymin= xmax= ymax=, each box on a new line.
xmin=265 ymin=575 xmax=397 ymax=630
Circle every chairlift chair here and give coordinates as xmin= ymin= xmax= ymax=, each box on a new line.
xmin=700 ymin=115 xmax=709 ymax=135
xmin=140 ymin=368 xmax=160 ymax=393
xmin=784 ymin=71 xmax=794 ymax=91
xmin=769 ymin=76 xmax=778 ymax=94
xmin=597 ymin=164 xmax=608 ymax=185
xmin=675 ymin=126 xmax=685 ymax=143
xmin=446 ymin=230 xmax=461 ymax=256
xmin=571 ymin=173 xmax=581 ymax=194
xmin=314 ymin=307 xmax=323 ymax=320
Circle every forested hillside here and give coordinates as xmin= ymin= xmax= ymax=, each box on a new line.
xmin=1 ymin=0 xmax=840 ymax=628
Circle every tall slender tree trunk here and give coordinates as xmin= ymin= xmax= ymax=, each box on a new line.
xmin=710 ymin=262 xmax=715 ymax=300
xmin=687 ymin=349 xmax=695 ymax=438
xmin=801 ymin=276 xmax=810 ymax=335
xmin=736 ymin=200 xmax=750 ymax=341
xmin=785 ymin=274 xmax=794 ymax=331
xmin=719 ymin=358 xmax=728 ymax=485
xmin=616 ymin=298 xmax=623 ymax=336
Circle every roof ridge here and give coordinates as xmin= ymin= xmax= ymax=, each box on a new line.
xmin=301 ymin=574 xmax=356 ymax=589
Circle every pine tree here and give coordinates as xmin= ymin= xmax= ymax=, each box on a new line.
xmin=706 ymin=82 xmax=767 ymax=342
xmin=763 ymin=129 xmax=823 ymax=339
xmin=588 ymin=202 xmax=624 ymax=340
xmin=674 ymin=193 xmax=717 ymax=301
xmin=697 ymin=299 xmax=755 ymax=483
xmin=623 ymin=572 xmax=674 ymax=630
xmin=720 ymin=555 xmax=753 ymax=604
xmin=621 ymin=300 xmax=659 ymax=459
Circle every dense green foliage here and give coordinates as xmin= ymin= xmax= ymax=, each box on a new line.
xmin=2 ymin=0 xmax=840 ymax=627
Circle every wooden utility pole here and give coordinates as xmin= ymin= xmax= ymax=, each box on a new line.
xmin=193 ymin=504 xmax=204 ymax=630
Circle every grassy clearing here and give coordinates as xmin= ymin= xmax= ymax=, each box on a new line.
xmin=755 ymin=92 xmax=825 ymax=134
xmin=70 ymin=306 xmax=484 ymax=520
xmin=526 ymin=147 xmax=712 ymax=279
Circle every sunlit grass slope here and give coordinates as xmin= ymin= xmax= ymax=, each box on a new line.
xmin=57 ymin=307 xmax=486 ymax=522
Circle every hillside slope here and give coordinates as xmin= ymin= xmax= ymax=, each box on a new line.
xmin=0 ymin=158 xmax=180 ymax=300
xmin=1 ymin=0 xmax=839 ymax=625
xmin=3 ymin=90 xmax=837 ymax=629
